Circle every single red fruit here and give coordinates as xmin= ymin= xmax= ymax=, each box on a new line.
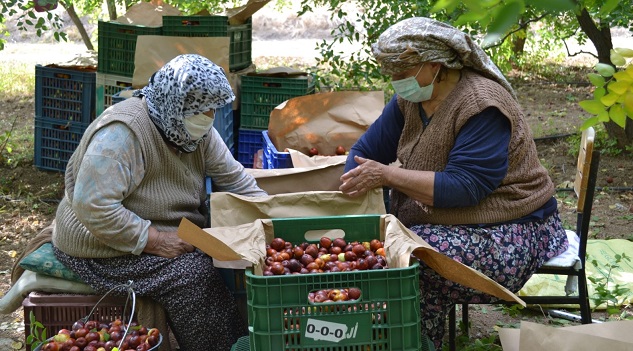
xmin=335 ymin=145 xmax=346 ymax=155
xmin=309 ymin=147 xmax=319 ymax=156
xmin=606 ymin=176 xmax=614 ymax=183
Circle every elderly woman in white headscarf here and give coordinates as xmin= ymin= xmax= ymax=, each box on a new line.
xmin=339 ymin=18 xmax=568 ymax=348
xmin=52 ymin=54 xmax=266 ymax=351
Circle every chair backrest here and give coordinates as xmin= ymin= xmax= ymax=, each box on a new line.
xmin=573 ymin=126 xmax=600 ymax=262
xmin=574 ymin=127 xmax=595 ymax=212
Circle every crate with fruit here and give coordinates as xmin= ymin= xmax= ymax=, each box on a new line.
xmin=31 ymin=282 xmax=163 ymax=351
xmin=179 ymin=213 xmax=525 ymax=351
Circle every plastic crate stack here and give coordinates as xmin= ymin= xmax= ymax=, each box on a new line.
xmin=237 ymin=75 xmax=315 ymax=168
xmin=95 ymin=20 xmax=159 ymax=115
xmin=162 ymin=16 xmax=253 ymax=72
xmin=34 ymin=64 xmax=97 ymax=172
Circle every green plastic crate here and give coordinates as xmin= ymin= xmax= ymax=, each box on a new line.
xmin=162 ymin=16 xmax=252 ymax=72
xmin=246 ymin=215 xmax=423 ymax=351
xmin=97 ymin=20 xmax=162 ymax=77
xmin=95 ymin=73 xmax=133 ymax=116
xmin=240 ymin=75 xmax=315 ymax=129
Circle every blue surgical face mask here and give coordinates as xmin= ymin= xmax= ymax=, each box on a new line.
xmin=391 ymin=64 xmax=440 ymax=103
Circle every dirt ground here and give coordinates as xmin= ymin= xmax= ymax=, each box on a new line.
xmin=1 ymin=9 xmax=633 ymax=350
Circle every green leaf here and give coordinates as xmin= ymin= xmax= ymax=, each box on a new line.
xmin=593 ymin=87 xmax=606 ymax=99
xmin=597 ymin=110 xmax=610 ymax=122
xmin=609 ymin=104 xmax=627 ymax=128
xmin=482 ymin=2 xmax=523 ymax=47
xmin=623 ymin=92 xmax=633 ymax=117
xmin=579 ymin=99 xmax=606 ymax=114
xmin=601 ymin=93 xmax=620 ymax=106
xmin=580 ymin=116 xmax=599 ymax=130
xmin=598 ymin=0 xmax=620 ymax=17
xmin=454 ymin=10 xmax=487 ymax=26
xmin=588 ymin=73 xmax=605 ymax=87
xmin=613 ymin=70 xmax=633 ymax=83
xmin=607 ymin=80 xmax=629 ymax=95
xmin=431 ymin=0 xmax=460 ymax=13
xmin=595 ymin=63 xmax=616 ymax=77
xmin=28 ymin=11 xmax=36 ymax=19
xmin=614 ymin=47 xmax=633 ymax=57
xmin=610 ymin=50 xmax=626 ymax=66
xmin=528 ymin=0 xmax=574 ymax=12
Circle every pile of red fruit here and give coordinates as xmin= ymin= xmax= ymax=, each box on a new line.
xmin=308 ymin=287 xmax=362 ymax=303
xmin=40 ymin=318 xmax=160 ymax=351
xmin=263 ymin=236 xmax=388 ymax=276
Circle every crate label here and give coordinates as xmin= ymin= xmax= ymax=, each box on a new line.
xmin=301 ymin=314 xmax=372 ymax=344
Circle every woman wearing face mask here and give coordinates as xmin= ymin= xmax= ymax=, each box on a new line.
xmin=340 ymin=18 xmax=568 ymax=349
xmin=52 ymin=54 xmax=267 ymax=351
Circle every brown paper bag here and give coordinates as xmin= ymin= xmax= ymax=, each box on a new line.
xmin=245 ymin=149 xmax=347 ymax=194
xmin=178 ymin=213 xmax=524 ymax=304
xmin=132 ymin=36 xmax=230 ymax=87
xmin=500 ymin=320 xmax=633 ymax=350
xmin=267 ymin=91 xmax=384 ymax=156
xmin=209 ymin=189 xmax=386 ymax=227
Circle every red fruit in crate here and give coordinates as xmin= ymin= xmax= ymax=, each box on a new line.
xmin=304 ymin=244 xmax=319 ymax=258
xmin=146 ymin=334 xmax=159 ymax=347
xmin=352 ymin=244 xmax=366 ymax=257
xmin=309 ymin=147 xmax=319 ymax=156
xmin=104 ymin=340 xmax=118 ymax=350
xmin=329 ymin=246 xmax=342 ymax=255
xmin=319 ymin=237 xmax=332 ymax=249
xmin=75 ymin=328 xmax=88 ymax=338
xmin=42 ymin=342 xmax=61 ymax=351
xmin=69 ymin=346 xmax=81 ymax=351
xmin=370 ymin=239 xmax=383 ymax=251
xmin=333 ymin=237 xmax=347 ymax=248
xmin=293 ymin=246 xmax=304 ymax=259
xmin=300 ymin=253 xmax=315 ymax=266
xmin=344 ymin=251 xmax=357 ymax=262
xmin=348 ymin=287 xmax=362 ymax=300
xmin=270 ymin=262 xmax=285 ymax=275
xmin=74 ymin=337 xmax=88 ymax=349
xmin=335 ymin=145 xmax=346 ymax=155
xmin=82 ymin=345 xmax=97 ymax=351
xmin=86 ymin=331 xmax=100 ymax=343
xmin=270 ymin=237 xmax=286 ymax=251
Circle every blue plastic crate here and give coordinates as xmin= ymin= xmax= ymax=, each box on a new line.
xmin=236 ymin=128 xmax=263 ymax=168
xmin=214 ymin=104 xmax=234 ymax=152
xmin=35 ymin=64 xmax=97 ymax=124
xmin=262 ymin=130 xmax=292 ymax=169
xmin=34 ymin=117 xmax=89 ymax=172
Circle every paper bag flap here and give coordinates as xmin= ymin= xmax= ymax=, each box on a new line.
xmin=382 ymin=214 xmax=525 ymax=305
xmin=178 ymin=218 xmax=265 ymax=264
xmin=519 ymin=321 xmax=633 ymax=350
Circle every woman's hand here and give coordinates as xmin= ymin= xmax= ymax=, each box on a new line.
xmin=144 ymin=226 xmax=195 ymax=258
xmin=339 ymin=156 xmax=386 ymax=197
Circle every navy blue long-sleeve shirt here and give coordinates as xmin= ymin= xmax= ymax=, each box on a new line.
xmin=346 ymin=95 xmax=556 ymax=223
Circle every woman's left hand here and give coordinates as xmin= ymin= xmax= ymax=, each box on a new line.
xmin=339 ymin=156 xmax=385 ymax=197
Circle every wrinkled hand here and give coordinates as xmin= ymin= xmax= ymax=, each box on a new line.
xmin=339 ymin=156 xmax=384 ymax=197
xmin=144 ymin=227 xmax=195 ymax=258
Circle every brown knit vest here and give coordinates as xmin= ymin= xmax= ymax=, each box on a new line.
xmin=53 ymin=98 xmax=208 ymax=258
xmin=392 ymin=69 xmax=554 ymax=226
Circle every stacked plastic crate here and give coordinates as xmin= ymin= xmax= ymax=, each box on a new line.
xmin=33 ymin=64 xmax=97 ymax=172
xmin=95 ymin=20 xmax=161 ymax=116
xmin=238 ymin=75 xmax=315 ymax=168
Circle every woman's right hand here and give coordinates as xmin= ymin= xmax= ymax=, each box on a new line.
xmin=144 ymin=226 xmax=195 ymax=258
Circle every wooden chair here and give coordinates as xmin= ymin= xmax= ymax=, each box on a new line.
xmin=447 ymin=126 xmax=599 ymax=350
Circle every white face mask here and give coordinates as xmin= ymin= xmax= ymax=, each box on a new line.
xmin=183 ymin=111 xmax=215 ymax=140
xmin=391 ymin=64 xmax=440 ymax=103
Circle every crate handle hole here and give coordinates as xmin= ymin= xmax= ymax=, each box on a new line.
xmin=304 ymin=229 xmax=345 ymax=241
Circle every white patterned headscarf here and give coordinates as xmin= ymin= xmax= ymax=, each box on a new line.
xmin=133 ymin=54 xmax=235 ymax=153
xmin=372 ymin=17 xmax=516 ymax=99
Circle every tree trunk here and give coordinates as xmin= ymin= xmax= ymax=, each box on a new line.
xmin=576 ymin=7 xmax=632 ymax=147
xmin=576 ymin=7 xmax=612 ymax=64
xmin=107 ymin=0 xmax=118 ymax=20
xmin=60 ymin=1 xmax=94 ymax=51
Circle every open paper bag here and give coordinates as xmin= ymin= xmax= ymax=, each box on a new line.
xmin=178 ymin=211 xmax=525 ymax=305
xmin=245 ymin=149 xmax=348 ymax=194
xmin=266 ymin=91 xmax=384 ymax=156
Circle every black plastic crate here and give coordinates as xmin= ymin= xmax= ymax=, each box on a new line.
xmin=34 ymin=117 xmax=89 ymax=172
xmin=35 ymin=64 xmax=97 ymax=124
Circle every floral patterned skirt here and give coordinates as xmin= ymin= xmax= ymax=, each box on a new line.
xmin=409 ymin=211 xmax=568 ymax=349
